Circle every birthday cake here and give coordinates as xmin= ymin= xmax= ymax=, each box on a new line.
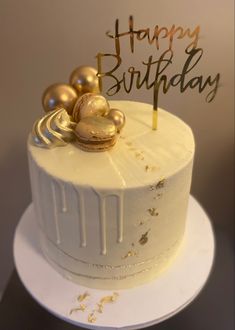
xmin=27 ymin=66 xmax=194 ymax=289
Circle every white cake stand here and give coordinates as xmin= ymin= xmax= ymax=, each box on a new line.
xmin=13 ymin=196 xmax=215 ymax=330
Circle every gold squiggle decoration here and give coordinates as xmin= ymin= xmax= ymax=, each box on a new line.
xmin=31 ymin=108 xmax=75 ymax=148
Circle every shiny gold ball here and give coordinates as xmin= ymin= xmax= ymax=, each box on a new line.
xmin=42 ymin=83 xmax=77 ymax=115
xmin=72 ymin=93 xmax=110 ymax=123
xmin=106 ymin=108 xmax=126 ymax=132
xmin=69 ymin=66 xmax=100 ymax=97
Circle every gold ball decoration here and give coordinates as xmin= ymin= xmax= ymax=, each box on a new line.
xmin=69 ymin=66 xmax=100 ymax=97
xmin=73 ymin=93 xmax=110 ymax=123
xmin=42 ymin=83 xmax=78 ymax=115
xmin=106 ymin=108 xmax=126 ymax=132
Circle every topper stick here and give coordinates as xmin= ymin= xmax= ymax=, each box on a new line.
xmin=152 ymin=109 xmax=158 ymax=130
xmin=153 ymin=81 xmax=159 ymax=130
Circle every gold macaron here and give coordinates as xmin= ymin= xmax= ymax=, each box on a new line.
xmin=72 ymin=93 xmax=110 ymax=123
xmin=74 ymin=116 xmax=117 ymax=152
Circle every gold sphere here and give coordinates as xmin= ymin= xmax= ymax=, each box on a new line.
xmin=106 ymin=108 xmax=126 ymax=132
xmin=69 ymin=66 xmax=100 ymax=97
xmin=73 ymin=93 xmax=110 ymax=123
xmin=42 ymin=83 xmax=77 ymax=115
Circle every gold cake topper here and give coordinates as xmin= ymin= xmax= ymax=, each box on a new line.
xmin=96 ymin=16 xmax=221 ymax=129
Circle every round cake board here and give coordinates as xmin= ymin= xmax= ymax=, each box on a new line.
xmin=13 ymin=196 xmax=215 ymax=330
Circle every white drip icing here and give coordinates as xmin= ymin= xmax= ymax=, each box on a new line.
xmin=29 ymin=155 xmax=44 ymax=229
xmin=37 ymin=169 xmax=45 ymax=229
xmin=117 ymin=191 xmax=124 ymax=243
xmin=51 ymin=181 xmax=61 ymax=244
xmin=73 ymin=187 xmax=87 ymax=248
xmin=93 ymin=189 xmax=124 ymax=255
xmin=99 ymin=196 xmax=107 ymax=255
xmin=60 ymin=184 xmax=67 ymax=213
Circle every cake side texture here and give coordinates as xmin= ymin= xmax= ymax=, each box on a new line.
xmin=28 ymin=101 xmax=195 ymax=289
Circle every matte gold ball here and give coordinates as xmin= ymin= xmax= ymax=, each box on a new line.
xmin=42 ymin=83 xmax=77 ymax=115
xmin=69 ymin=66 xmax=100 ymax=97
xmin=73 ymin=93 xmax=110 ymax=123
xmin=106 ymin=108 xmax=126 ymax=132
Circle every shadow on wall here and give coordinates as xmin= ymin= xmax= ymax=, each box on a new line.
xmin=0 ymin=139 xmax=31 ymax=293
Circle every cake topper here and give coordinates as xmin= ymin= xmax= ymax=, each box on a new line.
xmin=31 ymin=66 xmax=126 ymax=151
xmin=96 ymin=16 xmax=221 ymax=129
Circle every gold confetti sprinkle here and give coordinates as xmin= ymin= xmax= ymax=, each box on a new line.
xmin=156 ymin=179 xmax=165 ymax=189
xmin=122 ymin=250 xmax=138 ymax=259
xmin=69 ymin=304 xmax=86 ymax=315
xmin=139 ymin=230 xmax=150 ymax=245
xmin=148 ymin=208 xmax=159 ymax=216
xmin=154 ymin=193 xmax=163 ymax=200
xmin=88 ymin=312 xmax=97 ymax=323
xmin=149 ymin=179 xmax=165 ymax=191
xmin=135 ymin=151 xmax=144 ymax=160
xmin=77 ymin=291 xmax=90 ymax=302
xmin=100 ymin=292 xmax=119 ymax=304
xmin=95 ymin=292 xmax=119 ymax=314
xmin=145 ymin=165 xmax=156 ymax=172
xmin=136 ymin=219 xmax=150 ymax=226
xmin=96 ymin=303 xmax=104 ymax=313
xmin=70 ymin=292 xmax=119 ymax=323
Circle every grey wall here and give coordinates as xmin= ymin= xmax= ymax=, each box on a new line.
xmin=0 ymin=0 xmax=234 ymax=296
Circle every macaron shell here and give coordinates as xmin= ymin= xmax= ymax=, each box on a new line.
xmin=75 ymin=135 xmax=117 ymax=152
xmin=75 ymin=116 xmax=117 ymax=141
xmin=74 ymin=116 xmax=118 ymax=152
xmin=72 ymin=93 xmax=109 ymax=122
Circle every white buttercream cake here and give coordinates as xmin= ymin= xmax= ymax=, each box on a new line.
xmin=28 ymin=100 xmax=195 ymax=289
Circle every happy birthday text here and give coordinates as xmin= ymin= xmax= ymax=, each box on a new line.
xmin=96 ymin=16 xmax=220 ymax=112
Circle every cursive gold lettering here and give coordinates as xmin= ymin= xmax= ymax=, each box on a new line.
xmin=106 ymin=16 xmax=200 ymax=54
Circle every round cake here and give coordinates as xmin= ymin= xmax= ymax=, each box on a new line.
xmin=28 ymin=100 xmax=195 ymax=289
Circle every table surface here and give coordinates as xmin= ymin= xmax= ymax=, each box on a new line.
xmin=0 ymin=227 xmax=234 ymax=330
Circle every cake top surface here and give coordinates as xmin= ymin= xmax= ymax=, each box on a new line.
xmin=28 ymin=101 xmax=195 ymax=189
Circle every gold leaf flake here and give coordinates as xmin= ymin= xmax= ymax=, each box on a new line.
xmin=149 ymin=179 xmax=165 ymax=191
xmin=126 ymin=141 xmax=132 ymax=146
xmin=69 ymin=304 xmax=86 ymax=315
xmin=148 ymin=208 xmax=159 ymax=216
xmin=137 ymin=219 xmax=150 ymax=226
xmin=100 ymin=292 xmax=119 ymax=304
xmin=96 ymin=292 xmax=119 ymax=314
xmin=156 ymin=179 xmax=165 ymax=189
xmin=154 ymin=193 xmax=163 ymax=200
xmin=145 ymin=165 xmax=156 ymax=172
xmin=122 ymin=250 xmax=138 ymax=259
xmin=77 ymin=291 xmax=90 ymax=302
xmin=96 ymin=303 xmax=104 ymax=313
xmin=139 ymin=230 xmax=150 ymax=245
xmin=88 ymin=312 xmax=97 ymax=323
xmin=135 ymin=151 xmax=144 ymax=160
